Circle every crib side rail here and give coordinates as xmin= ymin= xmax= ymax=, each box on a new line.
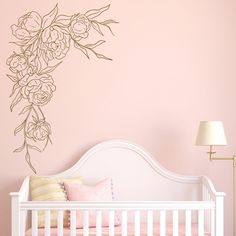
xmin=17 ymin=201 xmax=218 ymax=236
xmin=10 ymin=177 xmax=30 ymax=236
xmin=201 ymin=176 xmax=225 ymax=201
xmin=21 ymin=200 xmax=215 ymax=210
xmin=10 ymin=192 xmax=21 ymax=236
xmin=201 ymin=176 xmax=225 ymax=235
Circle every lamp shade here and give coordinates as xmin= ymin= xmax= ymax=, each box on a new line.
xmin=195 ymin=121 xmax=227 ymax=146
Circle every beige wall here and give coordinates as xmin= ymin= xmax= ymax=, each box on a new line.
xmin=0 ymin=0 xmax=236 ymax=235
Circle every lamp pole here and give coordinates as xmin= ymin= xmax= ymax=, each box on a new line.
xmin=233 ymin=157 xmax=236 ymax=236
xmin=208 ymin=147 xmax=236 ymax=236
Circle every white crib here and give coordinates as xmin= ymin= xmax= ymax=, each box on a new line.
xmin=10 ymin=140 xmax=225 ymax=236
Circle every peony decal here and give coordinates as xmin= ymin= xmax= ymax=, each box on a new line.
xmin=7 ymin=4 xmax=117 ymax=173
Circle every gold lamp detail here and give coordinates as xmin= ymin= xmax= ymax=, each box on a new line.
xmin=196 ymin=121 xmax=236 ymax=236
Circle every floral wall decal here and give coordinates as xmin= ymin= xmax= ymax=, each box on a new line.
xmin=6 ymin=4 xmax=117 ymax=174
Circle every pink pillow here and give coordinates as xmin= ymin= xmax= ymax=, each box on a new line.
xmin=64 ymin=178 xmax=119 ymax=228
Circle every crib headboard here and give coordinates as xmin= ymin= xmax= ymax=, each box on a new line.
xmin=52 ymin=140 xmax=201 ymax=201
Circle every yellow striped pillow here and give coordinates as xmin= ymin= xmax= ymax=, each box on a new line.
xmin=30 ymin=175 xmax=82 ymax=228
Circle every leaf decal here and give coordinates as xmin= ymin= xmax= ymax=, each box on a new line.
xmin=91 ymin=21 xmax=104 ymax=36
xmin=85 ymin=40 xmax=105 ymax=49
xmin=32 ymin=116 xmax=38 ymax=123
xmin=14 ymin=122 xmax=25 ymax=136
xmin=85 ymin=5 xmax=110 ymax=19
xmin=9 ymin=83 xmax=20 ymax=97
xmin=39 ymin=61 xmax=62 ymax=74
xmin=42 ymin=136 xmax=51 ymax=151
xmin=7 ymin=74 xmax=18 ymax=83
xmin=35 ymin=56 xmax=42 ymax=74
xmin=28 ymin=145 xmax=41 ymax=152
xmin=55 ymin=15 xmax=72 ymax=26
xmin=42 ymin=52 xmax=49 ymax=65
xmin=19 ymin=105 xmax=32 ymax=115
xmin=42 ymin=4 xmax=58 ymax=29
xmin=25 ymin=34 xmax=39 ymax=47
xmin=13 ymin=142 xmax=25 ymax=153
xmin=31 ymin=40 xmax=41 ymax=57
xmin=48 ymin=136 xmax=52 ymax=144
xmin=10 ymin=41 xmax=30 ymax=47
xmin=74 ymin=42 xmax=90 ymax=59
xmin=94 ymin=52 xmax=112 ymax=61
xmin=91 ymin=20 xmax=118 ymax=36
xmin=10 ymin=92 xmax=22 ymax=111
xmin=104 ymin=24 xmax=115 ymax=36
xmin=98 ymin=20 xmax=118 ymax=36
xmin=100 ymin=19 xmax=119 ymax=25
xmin=25 ymin=151 xmax=37 ymax=174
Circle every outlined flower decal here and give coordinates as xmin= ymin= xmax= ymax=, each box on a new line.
xmin=7 ymin=53 xmax=28 ymax=73
xmin=69 ymin=14 xmax=91 ymax=39
xmin=27 ymin=119 xmax=51 ymax=142
xmin=11 ymin=11 xmax=42 ymax=40
xmin=7 ymin=4 xmax=118 ymax=173
xmin=20 ymin=74 xmax=56 ymax=106
xmin=41 ymin=26 xmax=70 ymax=61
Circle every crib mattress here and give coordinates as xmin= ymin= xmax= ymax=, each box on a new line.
xmin=26 ymin=223 xmax=211 ymax=236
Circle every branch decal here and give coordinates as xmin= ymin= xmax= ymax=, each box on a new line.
xmin=7 ymin=4 xmax=117 ymax=173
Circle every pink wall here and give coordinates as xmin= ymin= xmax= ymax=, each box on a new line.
xmin=1 ymin=0 xmax=236 ymax=235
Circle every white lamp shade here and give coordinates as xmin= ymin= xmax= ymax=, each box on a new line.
xmin=196 ymin=121 xmax=227 ymax=146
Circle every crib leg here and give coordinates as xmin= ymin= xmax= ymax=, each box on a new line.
xmin=215 ymin=195 xmax=224 ymax=236
xmin=10 ymin=193 xmax=21 ymax=236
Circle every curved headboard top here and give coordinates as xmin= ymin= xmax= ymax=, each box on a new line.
xmin=52 ymin=140 xmax=202 ymax=201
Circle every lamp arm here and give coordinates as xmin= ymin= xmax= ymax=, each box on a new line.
xmin=210 ymin=157 xmax=235 ymax=161
xmin=207 ymin=145 xmax=236 ymax=162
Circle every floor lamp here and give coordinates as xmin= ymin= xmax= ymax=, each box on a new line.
xmin=196 ymin=121 xmax=236 ymax=236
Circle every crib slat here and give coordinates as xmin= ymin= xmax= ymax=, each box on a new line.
xmin=134 ymin=210 xmax=140 ymax=236
xmin=172 ymin=210 xmax=179 ymax=236
xmin=44 ymin=210 xmax=51 ymax=236
xmin=96 ymin=210 xmax=102 ymax=236
xmin=109 ymin=210 xmax=115 ymax=236
xmin=20 ymin=210 xmax=26 ymax=236
xmin=211 ymin=209 xmax=215 ymax=236
xmin=204 ymin=210 xmax=208 ymax=232
xmin=122 ymin=210 xmax=128 ymax=236
xmin=57 ymin=210 xmax=64 ymax=236
xmin=147 ymin=210 xmax=153 ymax=236
xmin=160 ymin=210 xmax=166 ymax=236
xmin=70 ymin=210 xmax=76 ymax=236
xmin=32 ymin=210 xmax=38 ymax=236
xmin=83 ymin=210 xmax=89 ymax=236
xmin=198 ymin=210 xmax=204 ymax=236
xmin=185 ymin=210 xmax=191 ymax=236
xmin=202 ymin=184 xmax=206 ymax=200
